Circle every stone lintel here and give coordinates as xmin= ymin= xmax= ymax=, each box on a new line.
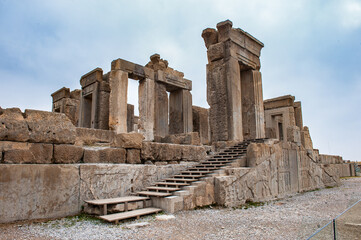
xmin=156 ymin=70 xmax=192 ymax=91
xmin=51 ymin=87 xmax=71 ymax=102
xmin=264 ymin=95 xmax=295 ymax=110
xmin=111 ymin=58 xmax=154 ymax=80
xmin=80 ymin=68 xmax=103 ymax=88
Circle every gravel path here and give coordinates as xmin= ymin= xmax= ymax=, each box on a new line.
xmin=1 ymin=178 xmax=360 ymax=240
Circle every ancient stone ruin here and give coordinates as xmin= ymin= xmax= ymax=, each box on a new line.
xmin=0 ymin=20 xmax=356 ymax=224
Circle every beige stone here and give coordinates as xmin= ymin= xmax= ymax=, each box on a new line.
xmin=181 ymin=145 xmax=207 ymax=161
xmin=192 ymin=106 xmax=210 ymax=145
xmin=53 ymin=144 xmax=83 ymax=163
xmin=264 ymin=95 xmax=295 ymax=110
xmin=301 ymin=126 xmax=313 ymax=150
xmin=83 ymin=147 xmax=126 ymax=163
xmin=126 ymin=149 xmax=141 ymax=164
xmin=141 ymin=142 xmax=182 ymax=162
xmin=0 ymin=164 xmax=80 ymax=223
xmin=161 ymin=132 xmax=201 ymax=145
xmin=111 ymin=132 xmax=144 ymax=149
xmin=75 ymin=127 xmax=115 ymax=146
xmin=24 ymin=109 xmax=76 ymax=144
xmin=0 ymin=108 xmax=30 ymax=142
xmin=3 ymin=142 xmax=53 ymax=164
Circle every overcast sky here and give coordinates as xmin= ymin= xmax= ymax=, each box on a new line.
xmin=1 ymin=0 xmax=360 ymax=161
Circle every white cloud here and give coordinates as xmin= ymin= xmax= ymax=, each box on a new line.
xmin=339 ymin=0 xmax=361 ymax=29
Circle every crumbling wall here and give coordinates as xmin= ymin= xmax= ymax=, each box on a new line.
xmin=0 ymin=108 xmax=208 ymax=165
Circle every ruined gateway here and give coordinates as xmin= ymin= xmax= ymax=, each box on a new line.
xmin=0 ymin=20 xmax=356 ymax=223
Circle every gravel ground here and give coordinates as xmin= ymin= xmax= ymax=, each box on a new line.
xmin=1 ymin=177 xmax=360 ymax=240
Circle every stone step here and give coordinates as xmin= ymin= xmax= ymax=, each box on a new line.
xmin=146 ymin=186 xmax=180 ymax=192
xmin=174 ymin=174 xmax=204 ymax=179
xmin=154 ymin=182 xmax=190 ymax=187
xmin=100 ymin=207 xmax=162 ymax=224
xmin=163 ymin=178 xmax=198 ymax=182
xmin=137 ymin=191 xmax=172 ymax=197
xmin=202 ymin=161 xmax=230 ymax=165
xmin=189 ymin=167 xmax=219 ymax=171
xmin=181 ymin=170 xmax=210 ymax=174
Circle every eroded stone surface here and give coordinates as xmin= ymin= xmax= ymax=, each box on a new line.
xmin=0 ymin=108 xmax=29 ymax=142
xmin=83 ymin=147 xmax=126 ymax=163
xmin=25 ymin=110 xmax=76 ymax=144
xmin=126 ymin=149 xmax=141 ymax=164
xmin=53 ymin=144 xmax=84 ymax=163
xmin=0 ymin=164 xmax=80 ymax=223
xmin=111 ymin=132 xmax=144 ymax=149
xmin=2 ymin=142 xmax=53 ymax=164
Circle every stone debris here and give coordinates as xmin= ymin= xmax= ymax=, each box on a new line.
xmin=155 ymin=215 xmax=176 ymax=221
xmin=125 ymin=222 xmax=150 ymax=229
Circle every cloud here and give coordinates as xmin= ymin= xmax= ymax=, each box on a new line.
xmin=339 ymin=0 xmax=361 ymax=30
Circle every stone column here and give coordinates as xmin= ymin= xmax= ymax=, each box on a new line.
xmin=127 ymin=104 xmax=134 ymax=132
xmin=169 ymin=89 xmax=193 ymax=134
xmin=108 ymin=69 xmax=128 ymax=133
xmin=154 ymin=83 xmax=169 ymax=137
xmin=241 ymin=69 xmax=265 ymax=140
xmin=294 ymin=101 xmax=303 ymax=129
xmin=97 ymin=81 xmax=110 ymax=130
xmin=192 ymin=106 xmax=210 ymax=145
xmin=138 ymin=78 xmax=155 ymax=141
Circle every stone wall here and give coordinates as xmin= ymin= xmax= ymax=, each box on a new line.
xmin=0 ymin=163 xmax=194 ymax=223
xmin=1 ymin=109 xmax=208 ymax=165
xmin=214 ymin=141 xmax=338 ymax=207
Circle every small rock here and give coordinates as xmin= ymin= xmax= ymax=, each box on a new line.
xmin=125 ymin=222 xmax=149 ymax=229
xmin=155 ymin=215 xmax=176 ymax=221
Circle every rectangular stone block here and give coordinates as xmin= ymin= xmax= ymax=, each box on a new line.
xmin=111 ymin=132 xmax=144 ymax=149
xmin=25 ymin=109 xmax=76 ymax=144
xmin=126 ymin=149 xmax=141 ymax=164
xmin=0 ymin=164 xmax=80 ymax=223
xmin=161 ymin=132 xmax=201 ymax=145
xmin=264 ymin=95 xmax=295 ymax=110
xmin=141 ymin=142 xmax=182 ymax=161
xmin=192 ymin=106 xmax=210 ymax=145
xmin=0 ymin=108 xmax=30 ymax=142
xmin=2 ymin=142 xmax=53 ymax=164
xmin=181 ymin=145 xmax=207 ymax=161
xmin=127 ymin=104 xmax=135 ymax=132
xmin=75 ymin=127 xmax=115 ymax=146
xmin=54 ymin=144 xmax=84 ymax=163
xmin=83 ymin=147 xmax=126 ymax=163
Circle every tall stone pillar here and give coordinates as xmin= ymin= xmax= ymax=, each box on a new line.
xmin=154 ymin=83 xmax=169 ymax=137
xmin=241 ymin=69 xmax=265 ymax=139
xmin=108 ymin=69 xmax=128 ymax=133
xmin=169 ymin=89 xmax=193 ymax=134
xmin=138 ymin=78 xmax=155 ymax=141
xmin=294 ymin=101 xmax=303 ymax=129
xmin=202 ymin=20 xmax=265 ymax=143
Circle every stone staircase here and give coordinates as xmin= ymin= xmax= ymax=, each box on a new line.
xmin=84 ymin=138 xmax=266 ymax=223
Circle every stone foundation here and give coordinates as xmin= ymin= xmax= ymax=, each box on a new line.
xmin=0 ymin=163 xmax=195 ymax=223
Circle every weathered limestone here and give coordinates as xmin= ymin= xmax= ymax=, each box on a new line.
xmin=126 ymin=149 xmax=141 ymax=164
xmin=0 ymin=164 xmax=80 ymax=223
xmin=169 ymin=89 xmax=193 ymax=134
xmin=192 ymin=106 xmax=210 ymax=145
xmin=1 ymin=141 xmax=53 ymax=164
xmin=109 ymin=69 xmax=128 ymax=133
xmin=83 ymin=147 xmax=126 ymax=163
xmin=79 ymin=68 xmax=102 ymax=129
xmin=138 ymin=78 xmax=155 ymax=141
xmin=301 ymin=126 xmax=313 ymax=150
xmin=79 ymin=163 xmax=192 ymax=203
xmin=51 ymin=87 xmax=81 ymax=126
xmin=214 ymin=141 xmax=330 ymax=207
xmin=160 ymin=132 xmax=201 ymax=145
xmin=75 ymin=127 xmax=115 ymax=146
xmin=294 ymin=101 xmax=303 ymax=129
xmin=25 ymin=109 xmax=76 ymax=144
xmin=111 ymin=132 xmax=144 ymax=149
xmin=202 ymin=20 xmax=265 ymax=142
xmin=264 ymin=95 xmax=298 ymax=143
xmin=141 ymin=142 xmax=206 ymax=162
xmin=53 ymin=144 xmax=84 ymax=163
xmin=154 ymin=83 xmax=169 ymax=137
xmin=0 ymin=108 xmax=30 ymax=142
xmin=127 ymin=104 xmax=135 ymax=132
